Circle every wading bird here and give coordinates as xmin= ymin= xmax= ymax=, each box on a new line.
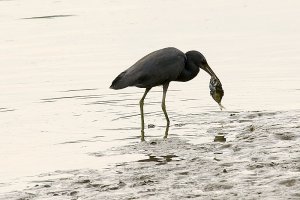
xmin=110 ymin=47 xmax=223 ymax=141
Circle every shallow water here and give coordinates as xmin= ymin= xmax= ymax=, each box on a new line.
xmin=0 ymin=0 xmax=300 ymax=198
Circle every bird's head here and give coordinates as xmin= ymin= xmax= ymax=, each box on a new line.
xmin=186 ymin=50 xmax=216 ymax=77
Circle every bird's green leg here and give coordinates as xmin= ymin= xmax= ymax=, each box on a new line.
xmin=139 ymin=88 xmax=151 ymax=142
xmin=162 ymin=83 xmax=170 ymax=139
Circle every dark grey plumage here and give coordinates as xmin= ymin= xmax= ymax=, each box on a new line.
xmin=110 ymin=47 xmax=207 ymax=89
xmin=110 ymin=47 xmax=221 ymax=141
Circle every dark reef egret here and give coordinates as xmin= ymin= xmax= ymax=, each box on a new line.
xmin=110 ymin=47 xmax=223 ymax=141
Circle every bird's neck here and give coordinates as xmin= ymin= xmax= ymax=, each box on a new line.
xmin=175 ymin=57 xmax=199 ymax=82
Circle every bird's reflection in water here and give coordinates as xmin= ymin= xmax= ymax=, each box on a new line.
xmin=137 ymin=155 xmax=179 ymax=165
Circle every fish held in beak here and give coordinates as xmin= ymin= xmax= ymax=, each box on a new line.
xmin=209 ymin=76 xmax=225 ymax=110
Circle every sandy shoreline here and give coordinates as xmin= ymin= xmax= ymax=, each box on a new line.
xmin=1 ymin=110 xmax=299 ymax=200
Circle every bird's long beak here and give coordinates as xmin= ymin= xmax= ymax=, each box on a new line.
xmin=201 ymin=64 xmax=217 ymax=78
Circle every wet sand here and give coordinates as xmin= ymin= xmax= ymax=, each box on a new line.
xmin=1 ymin=0 xmax=300 ymax=199
xmin=1 ymin=111 xmax=299 ymax=199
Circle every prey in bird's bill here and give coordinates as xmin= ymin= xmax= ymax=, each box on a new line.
xmin=209 ymin=76 xmax=225 ymax=110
